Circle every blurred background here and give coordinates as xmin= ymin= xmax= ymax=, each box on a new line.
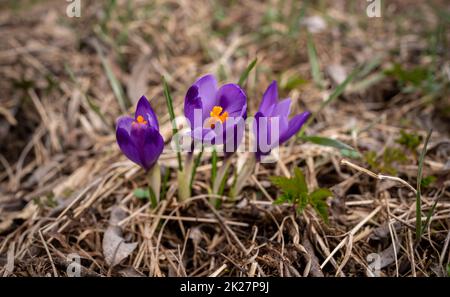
xmin=1 ymin=0 xmax=448 ymax=164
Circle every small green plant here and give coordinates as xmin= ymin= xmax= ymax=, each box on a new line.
xmin=280 ymin=73 xmax=307 ymax=91
xmin=383 ymin=147 xmax=408 ymax=173
xmin=364 ymin=147 xmax=407 ymax=175
xmin=384 ymin=63 xmax=428 ymax=88
xmin=270 ymin=168 xmax=332 ymax=223
xmin=133 ymin=188 xmax=150 ymax=200
xmin=33 ymin=194 xmax=58 ymax=208
xmin=396 ymin=130 xmax=422 ymax=151
xmin=363 ymin=151 xmax=377 ymax=169
xmin=421 ymin=175 xmax=436 ymax=188
xmin=133 ymin=186 xmax=158 ymax=207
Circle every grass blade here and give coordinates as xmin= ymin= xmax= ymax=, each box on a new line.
xmin=298 ymin=66 xmax=360 ymax=137
xmin=416 ymin=129 xmax=432 ymax=242
xmin=211 ymin=148 xmax=217 ymax=186
xmin=162 ymin=76 xmax=183 ymax=171
xmin=306 ymin=32 xmax=324 ymax=89
xmin=301 ymin=135 xmax=361 ymax=158
xmin=93 ymin=40 xmax=128 ymax=112
xmin=301 ymin=135 xmax=355 ymax=151
xmin=318 ymin=67 xmax=360 ymax=114
xmin=422 ymin=198 xmax=439 ymax=235
xmin=238 ymin=58 xmax=257 ymax=86
xmin=65 ymin=64 xmax=110 ymax=128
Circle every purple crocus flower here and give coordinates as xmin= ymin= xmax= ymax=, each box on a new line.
xmin=184 ymin=74 xmax=247 ymax=153
xmin=116 ymin=96 xmax=164 ymax=171
xmin=253 ymin=81 xmax=310 ymax=160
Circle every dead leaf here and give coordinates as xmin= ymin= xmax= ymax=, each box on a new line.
xmin=326 ymin=64 xmax=347 ymax=85
xmin=102 ymin=206 xmax=138 ymax=267
xmin=301 ymin=16 xmax=327 ymax=33
xmin=0 ymin=202 xmax=37 ymax=234
xmin=126 ymin=53 xmax=152 ymax=104
xmin=0 ymin=106 xmax=17 ymax=126
xmin=53 ymin=161 xmax=94 ymax=197
xmin=189 ymin=227 xmax=203 ymax=246
xmin=2 ymin=242 xmax=15 ymax=276
xmin=118 ymin=267 xmax=145 ymax=277
xmin=378 ymin=241 xmax=400 ymax=269
xmin=301 ymin=233 xmax=324 ymax=277
xmin=370 ymin=221 xmax=402 ymax=240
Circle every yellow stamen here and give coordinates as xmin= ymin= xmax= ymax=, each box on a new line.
xmin=135 ymin=115 xmax=147 ymax=124
xmin=208 ymin=106 xmax=228 ymax=128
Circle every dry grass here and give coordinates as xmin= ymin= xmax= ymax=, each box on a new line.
xmin=0 ymin=0 xmax=449 ymax=277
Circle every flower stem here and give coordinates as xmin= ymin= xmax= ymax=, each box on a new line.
xmin=189 ymin=147 xmax=204 ymax=190
xmin=212 ymin=156 xmax=232 ymax=208
xmin=160 ymin=166 xmax=170 ymax=201
xmin=147 ymin=163 xmax=161 ymax=208
xmin=229 ymin=153 xmax=256 ymax=198
xmin=178 ymin=152 xmax=194 ymax=201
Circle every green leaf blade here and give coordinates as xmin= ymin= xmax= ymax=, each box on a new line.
xmin=302 ymin=135 xmax=361 ymax=158
xmin=306 ymin=33 xmax=324 ymax=89
xmin=293 ymin=167 xmax=308 ymax=197
xmin=162 ymin=76 xmax=183 ymax=171
xmin=309 ymin=188 xmax=332 ymax=224
xmin=238 ymin=58 xmax=258 ymax=86
xmin=415 ymin=129 xmax=433 ymax=242
xmin=302 ymin=135 xmax=355 ymax=151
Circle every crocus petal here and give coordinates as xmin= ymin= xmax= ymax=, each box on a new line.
xmin=253 ymin=112 xmax=272 ymax=159
xmin=223 ymin=117 xmax=246 ymax=154
xmin=116 ymin=116 xmax=134 ymax=134
xmin=258 ymin=81 xmax=278 ymax=114
xmin=252 ymin=111 xmax=263 ymax=140
xmin=194 ymin=74 xmax=218 ymax=121
xmin=116 ymin=127 xmax=142 ymax=167
xmin=135 ymin=96 xmax=159 ymax=129
xmin=279 ymin=112 xmax=311 ymax=144
xmin=129 ymin=123 xmax=164 ymax=171
xmin=270 ymin=98 xmax=291 ymax=137
xmin=239 ymin=103 xmax=247 ymax=120
xmin=140 ymin=126 xmax=165 ymax=170
xmin=271 ymin=98 xmax=291 ymax=118
xmin=191 ymin=126 xmax=215 ymax=143
xmin=209 ymin=121 xmax=227 ymax=145
xmin=254 ymin=112 xmax=273 ymax=149
xmin=184 ymin=85 xmax=203 ymax=129
xmin=216 ymin=83 xmax=247 ymax=117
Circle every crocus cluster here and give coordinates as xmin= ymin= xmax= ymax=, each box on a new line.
xmin=115 ymin=74 xmax=310 ymax=200
xmin=183 ymin=74 xmax=310 ymax=160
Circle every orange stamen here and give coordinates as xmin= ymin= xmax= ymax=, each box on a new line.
xmin=135 ymin=115 xmax=147 ymax=125
xmin=208 ymin=106 xmax=228 ymax=128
